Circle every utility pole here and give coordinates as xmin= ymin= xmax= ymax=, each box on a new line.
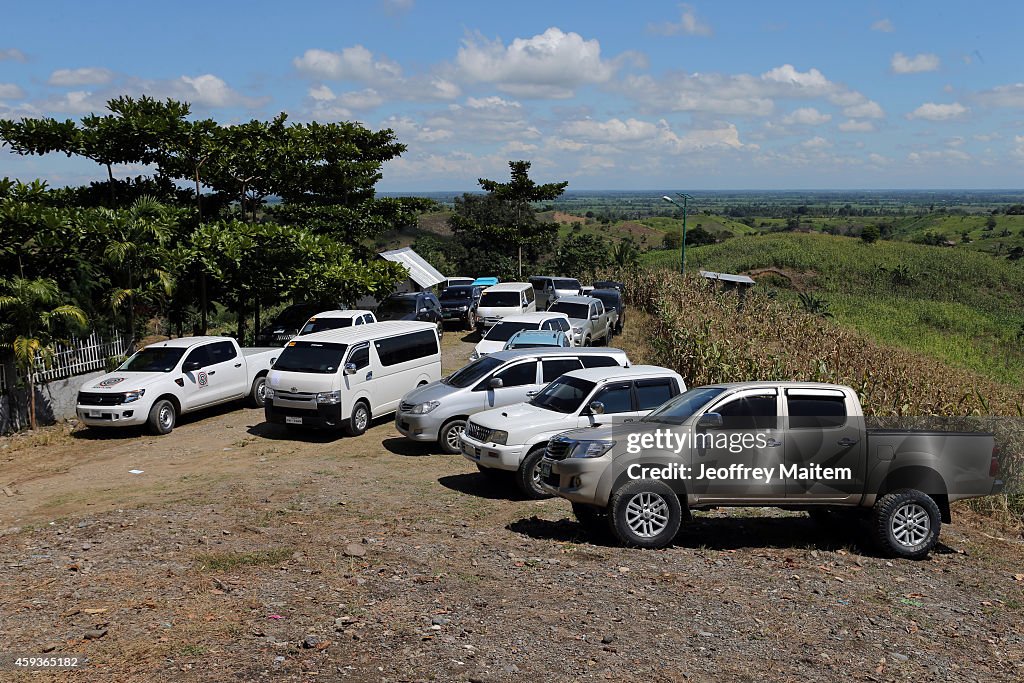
xmin=662 ymin=193 xmax=695 ymax=274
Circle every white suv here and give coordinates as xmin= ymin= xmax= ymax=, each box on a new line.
xmin=471 ymin=311 xmax=572 ymax=359
xmin=460 ymin=366 xmax=686 ymax=498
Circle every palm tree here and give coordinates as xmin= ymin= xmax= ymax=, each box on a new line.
xmin=0 ymin=277 xmax=87 ymax=429
xmin=612 ymin=238 xmax=640 ymax=269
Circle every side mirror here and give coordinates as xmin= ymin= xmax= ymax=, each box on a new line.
xmin=488 ymin=377 xmax=504 ymax=389
xmin=588 ymin=400 xmax=605 ymax=415
xmin=344 ymin=362 xmax=358 ymax=375
xmin=697 ymin=412 xmax=723 ymax=429
xmin=526 ymin=389 xmax=539 ymax=397
xmin=183 ymin=360 xmax=202 ymax=372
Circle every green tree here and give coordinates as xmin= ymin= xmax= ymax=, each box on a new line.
xmin=612 ymin=238 xmax=640 ymax=269
xmin=554 ymin=234 xmax=612 ymax=281
xmin=0 ymin=277 xmax=87 ymax=429
xmin=860 ymin=224 xmax=881 ymax=244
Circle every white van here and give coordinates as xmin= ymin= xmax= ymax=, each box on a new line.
xmin=264 ymin=321 xmax=441 ymax=436
xmin=296 ymin=310 xmax=376 ymax=336
xmin=474 ymin=282 xmax=536 ymax=331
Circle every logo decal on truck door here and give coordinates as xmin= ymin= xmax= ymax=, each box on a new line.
xmin=198 ymin=372 xmax=209 ymax=388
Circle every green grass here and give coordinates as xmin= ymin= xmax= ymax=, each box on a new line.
xmin=194 ymin=547 xmax=293 ymax=571
xmin=641 ymin=232 xmax=1024 ymax=386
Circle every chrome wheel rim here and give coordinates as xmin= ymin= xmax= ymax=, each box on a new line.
xmin=354 ymin=407 xmax=368 ymax=431
xmin=625 ymin=492 xmax=670 ymax=538
xmin=891 ymin=502 xmax=930 ymax=547
xmin=256 ymin=381 xmax=267 ymax=403
xmin=444 ymin=422 xmax=465 ymax=451
xmin=159 ymin=405 xmax=173 ymax=430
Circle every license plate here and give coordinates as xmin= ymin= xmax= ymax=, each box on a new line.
xmin=285 ymin=416 xmax=302 ymax=425
xmin=540 ymin=461 xmax=552 ymax=478
xmin=462 ymin=443 xmax=479 ymax=460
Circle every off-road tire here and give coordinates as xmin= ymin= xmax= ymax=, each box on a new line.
xmin=606 ymin=479 xmax=683 ymax=549
xmin=872 ymin=489 xmax=941 ymax=560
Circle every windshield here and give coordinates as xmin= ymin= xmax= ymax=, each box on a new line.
xmin=530 ymin=375 xmax=596 ymax=414
xmin=272 ymin=341 xmax=348 ymax=374
xmin=479 ymin=291 xmax=521 ymax=307
xmin=643 ymin=387 xmax=726 ymax=425
xmin=298 ymin=317 xmax=353 ymax=335
xmin=118 ymin=347 xmax=186 ymax=373
xmin=377 ymin=297 xmax=417 ymax=317
xmin=440 ymin=286 xmax=474 ymax=300
xmin=552 ymin=278 xmax=580 ymax=290
xmin=548 ymin=302 xmax=590 ymax=319
xmin=443 ymin=355 xmax=504 ymax=388
xmin=485 ymin=321 xmax=538 ymax=342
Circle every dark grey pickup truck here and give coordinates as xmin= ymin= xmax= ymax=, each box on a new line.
xmin=540 ymin=382 xmax=1004 ymax=559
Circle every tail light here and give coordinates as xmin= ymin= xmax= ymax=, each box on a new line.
xmin=990 ymin=446 xmax=1001 ymax=478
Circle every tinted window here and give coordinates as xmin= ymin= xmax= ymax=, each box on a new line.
xmin=485 ymin=321 xmax=539 ymax=342
xmin=542 ymin=358 xmax=584 ymax=382
xmin=480 ymin=291 xmax=522 ymax=307
xmin=787 ymin=395 xmax=847 ymax=429
xmin=592 ymin=291 xmax=620 ymax=309
xmin=377 ymin=297 xmax=417 ymax=317
xmin=375 ymin=330 xmax=438 ymax=366
xmin=552 ymin=278 xmax=580 ymax=290
xmin=183 ymin=345 xmax=212 ymax=368
xmin=300 ymin=317 xmax=353 ymax=335
xmin=362 ymin=314 xmax=375 ymax=324
xmin=592 ymin=382 xmax=632 ymax=413
xmin=556 ymin=319 xmax=571 ymax=332
xmin=716 ymin=394 xmax=778 ymax=430
xmin=635 ymin=379 xmax=677 ymax=411
xmin=273 ymin=341 xmax=348 ymax=374
xmin=447 ymin=356 xmax=504 ymax=389
xmin=548 ymin=302 xmax=590 ymax=319
xmin=348 ymin=344 xmax=370 ymax=370
xmin=530 ymin=376 xmax=597 ymax=414
xmin=440 ymin=286 xmax=474 ymax=300
xmin=208 ymin=341 xmax=238 ymax=364
xmin=494 ymin=361 xmax=538 ymax=387
xmin=644 ymin=387 xmax=726 ymax=425
xmin=119 ymin=347 xmax=186 ymax=373
xmin=581 ymin=355 xmax=621 ymax=368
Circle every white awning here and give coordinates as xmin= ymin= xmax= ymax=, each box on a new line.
xmin=379 ymin=247 xmax=445 ymax=289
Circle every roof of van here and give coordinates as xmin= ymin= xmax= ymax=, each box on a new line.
xmin=307 ymin=309 xmax=372 ymax=319
xmin=145 ymin=336 xmax=230 ymax=349
xmin=563 ymin=364 xmax=679 ymax=383
xmin=481 ymin=281 xmax=532 ymax=292
xmin=491 ymin=311 xmax=569 ymax=324
xmin=484 ymin=346 xmax=629 ymax=363
xmin=288 ymin=320 xmax=436 ymax=345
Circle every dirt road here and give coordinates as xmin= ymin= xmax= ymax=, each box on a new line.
xmin=1 ymin=322 xmax=1022 ymax=682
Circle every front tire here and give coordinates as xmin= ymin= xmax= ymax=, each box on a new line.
xmin=572 ymin=503 xmax=609 ymax=536
xmin=343 ymin=401 xmax=370 ymax=437
xmin=249 ymin=376 xmax=267 ymax=408
xmin=439 ymin=418 xmax=467 ymax=455
xmin=515 ymin=446 xmax=552 ymax=499
xmin=147 ymin=399 xmax=176 ymax=435
xmin=607 ymin=479 xmax=683 ymax=549
xmin=872 ymin=489 xmax=941 ymax=560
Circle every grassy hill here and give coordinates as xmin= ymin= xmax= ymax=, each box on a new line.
xmin=641 ymin=232 xmax=1024 ymax=386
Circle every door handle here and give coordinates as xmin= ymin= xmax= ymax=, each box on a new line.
xmin=837 ymin=438 xmax=859 ymax=447
xmin=207 ymin=370 xmax=216 ymax=375
xmin=234 ymin=363 xmax=242 ymax=367
xmin=765 ymin=438 xmax=782 ymax=447
xmin=365 ymin=371 xmax=373 ymax=380
xmin=623 ymin=418 xmax=634 ymax=423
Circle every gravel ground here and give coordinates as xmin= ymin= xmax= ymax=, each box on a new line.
xmin=0 ymin=321 xmax=1022 ymax=682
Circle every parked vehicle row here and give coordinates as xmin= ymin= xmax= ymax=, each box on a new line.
xmin=471 ymin=312 xmax=571 ymax=359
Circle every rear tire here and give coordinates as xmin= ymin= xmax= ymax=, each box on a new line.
xmin=249 ymin=376 xmax=267 ymax=408
xmin=606 ymin=479 xmax=682 ymax=549
xmin=147 ymin=399 xmax=176 ymax=435
xmin=872 ymin=489 xmax=941 ymax=560
xmin=343 ymin=401 xmax=370 ymax=437
xmin=439 ymin=418 xmax=467 ymax=455
xmin=515 ymin=446 xmax=552 ymax=499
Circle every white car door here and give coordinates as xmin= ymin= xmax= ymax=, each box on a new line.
xmin=205 ymin=340 xmax=247 ymax=401
xmin=180 ymin=344 xmax=217 ymax=410
xmin=576 ymin=380 xmax=641 ymax=427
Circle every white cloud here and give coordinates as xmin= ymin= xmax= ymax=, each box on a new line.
xmin=761 ymin=64 xmax=831 ymax=90
xmin=801 ymin=136 xmax=832 ymax=149
xmin=973 ymin=82 xmax=1024 ymax=108
xmin=175 ymin=74 xmax=257 ymax=108
xmin=838 ymin=119 xmax=876 ymax=132
xmin=908 ymin=149 xmax=970 ymax=163
xmin=464 ymin=95 xmax=521 ymax=110
xmin=906 ymin=101 xmax=968 ymax=121
xmin=381 ymin=115 xmax=453 ymax=143
xmin=293 ymin=46 xmax=402 ymax=82
xmin=308 ymin=85 xmax=335 ymax=101
xmin=0 ymin=48 xmax=27 ymax=62
xmin=871 ymin=19 xmax=894 ymax=33
xmin=48 ymin=67 xmax=114 ymax=86
xmin=842 ymin=100 xmax=884 ymax=119
xmin=891 ymin=52 xmax=940 ymax=74
xmin=335 ymin=88 xmax=384 ymax=110
xmin=781 ymin=107 xmax=831 ymax=126
xmin=562 ymin=117 xmax=660 ymax=143
xmin=0 ymin=83 xmax=25 ymax=99
xmin=456 ymin=27 xmax=615 ymax=98
xmin=649 ymin=4 xmax=713 ymax=37
xmin=867 ymin=153 xmax=890 ymax=165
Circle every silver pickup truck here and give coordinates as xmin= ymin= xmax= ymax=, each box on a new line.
xmin=540 ymin=382 xmax=1004 ymax=559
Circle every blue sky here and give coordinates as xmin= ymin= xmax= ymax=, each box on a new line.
xmin=1 ymin=1 xmax=1022 ymax=191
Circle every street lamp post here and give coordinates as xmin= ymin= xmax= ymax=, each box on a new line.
xmin=662 ymin=193 xmax=694 ymax=275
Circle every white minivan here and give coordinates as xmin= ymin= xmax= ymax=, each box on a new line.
xmin=474 ymin=282 xmax=536 ymax=331
xmin=264 ymin=321 xmax=441 ymax=436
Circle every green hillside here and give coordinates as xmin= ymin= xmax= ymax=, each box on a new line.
xmin=641 ymin=232 xmax=1024 ymax=386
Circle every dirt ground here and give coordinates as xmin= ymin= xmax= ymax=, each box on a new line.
xmin=1 ymin=321 xmax=1023 ymax=682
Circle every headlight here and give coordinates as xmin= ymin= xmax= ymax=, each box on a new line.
xmin=316 ymin=390 xmax=341 ymax=404
xmin=489 ymin=429 xmax=508 ymax=445
xmin=264 ymin=386 xmax=275 ymax=400
xmin=459 ymin=305 xmax=468 ymax=311
xmin=122 ymin=389 xmax=146 ymax=403
xmin=570 ymin=440 xmax=615 ymax=459
xmin=470 ymin=350 xmax=480 ymax=360
xmin=572 ymin=327 xmax=583 ymax=334
xmin=409 ymin=400 xmax=440 ymax=415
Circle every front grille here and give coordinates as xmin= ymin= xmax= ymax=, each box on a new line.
xmin=276 ymin=391 xmax=316 ymax=401
xmin=545 ymin=437 xmax=573 ymax=461
xmin=399 ymin=401 xmax=416 ymax=413
xmin=465 ymin=421 xmax=490 ymax=442
xmin=78 ymin=392 xmax=125 ymax=406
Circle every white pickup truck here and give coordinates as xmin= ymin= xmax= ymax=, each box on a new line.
xmin=76 ymin=336 xmax=279 ymax=434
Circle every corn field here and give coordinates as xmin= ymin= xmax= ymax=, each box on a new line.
xmin=624 ymin=267 xmax=1024 ymax=520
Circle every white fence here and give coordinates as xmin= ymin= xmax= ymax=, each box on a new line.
xmin=31 ymin=330 xmax=134 ymax=383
